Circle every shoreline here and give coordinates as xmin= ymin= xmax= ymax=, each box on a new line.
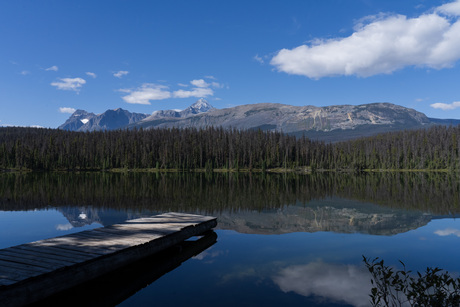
xmin=1 ymin=167 xmax=456 ymax=174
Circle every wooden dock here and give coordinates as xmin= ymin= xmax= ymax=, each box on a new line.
xmin=0 ymin=212 xmax=217 ymax=306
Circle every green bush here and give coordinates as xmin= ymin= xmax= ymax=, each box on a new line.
xmin=363 ymin=256 xmax=460 ymax=307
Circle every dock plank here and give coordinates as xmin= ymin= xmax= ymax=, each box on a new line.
xmin=0 ymin=264 xmax=45 ymax=281
xmin=29 ymin=241 xmax=109 ymax=256
xmin=0 ymin=248 xmax=79 ymax=266
xmin=0 ymin=254 xmax=64 ymax=271
xmin=68 ymin=230 xmax=161 ymax=244
xmin=12 ymin=245 xmax=96 ymax=262
xmin=7 ymin=246 xmax=84 ymax=264
xmin=0 ymin=260 xmax=48 ymax=274
xmin=0 ymin=279 xmax=16 ymax=286
xmin=0 ymin=212 xmax=217 ymax=306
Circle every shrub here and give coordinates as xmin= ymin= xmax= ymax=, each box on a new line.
xmin=363 ymin=256 xmax=460 ymax=307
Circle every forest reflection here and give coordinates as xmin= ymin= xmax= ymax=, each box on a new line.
xmin=0 ymin=171 xmax=459 ymax=215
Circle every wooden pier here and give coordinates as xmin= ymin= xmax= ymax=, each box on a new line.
xmin=0 ymin=212 xmax=217 ymax=306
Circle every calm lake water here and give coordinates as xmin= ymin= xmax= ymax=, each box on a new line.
xmin=1 ymin=172 xmax=460 ymax=306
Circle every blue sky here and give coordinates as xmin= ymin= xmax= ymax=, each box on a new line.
xmin=2 ymin=0 xmax=460 ymax=128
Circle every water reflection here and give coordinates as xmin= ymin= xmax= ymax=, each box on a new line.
xmin=1 ymin=172 xmax=458 ymax=236
xmin=216 ymin=199 xmax=432 ymax=235
xmin=55 ymin=223 xmax=73 ymax=231
xmin=31 ymin=231 xmax=217 ymax=307
xmin=273 ymin=261 xmax=370 ymax=307
xmin=1 ymin=172 xmax=460 ymax=306
xmin=434 ymin=228 xmax=460 ymax=237
xmin=1 ymin=172 xmax=459 ymax=215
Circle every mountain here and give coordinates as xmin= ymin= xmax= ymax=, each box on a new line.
xmin=59 ymin=100 xmax=459 ymax=142
xmin=143 ymin=98 xmax=214 ymax=120
xmin=130 ymin=102 xmax=432 ymax=141
xmin=59 ymin=108 xmax=148 ymax=131
xmin=59 ymin=109 xmax=97 ymax=131
xmin=59 ymin=99 xmax=214 ymax=132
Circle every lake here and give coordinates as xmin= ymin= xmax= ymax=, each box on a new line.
xmin=1 ymin=172 xmax=460 ymax=306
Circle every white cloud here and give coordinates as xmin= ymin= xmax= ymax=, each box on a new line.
xmin=204 ymin=75 xmax=216 ymax=80
xmin=0 ymin=122 xmax=42 ymax=128
xmin=254 ymin=54 xmax=264 ymax=64
xmin=121 ymin=83 xmax=171 ymax=105
xmin=190 ymin=78 xmax=223 ymax=88
xmin=273 ymin=261 xmax=371 ymax=307
xmin=20 ymin=70 xmax=30 ymax=75
xmin=435 ymin=228 xmax=460 ymax=237
xmin=211 ymin=82 xmax=224 ymax=88
xmin=190 ymin=79 xmax=210 ymax=88
xmin=120 ymin=77 xmax=223 ymax=103
xmin=436 ymin=0 xmax=460 ymax=16
xmin=59 ymin=107 xmax=76 ymax=114
xmin=114 ymin=70 xmax=129 ymax=78
xmin=430 ymin=101 xmax=460 ymax=110
xmin=271 ymin=1 xmax=460 ymax=79
xmin=173 ymin=87 xmax=213 ymax=98
xmin=45 ymin=65 xmax=58 ymax=72
xmin=51 ymin=77 xmax=86 ymax=92
xmin=86 ymin=72 xmax=97 ymax=78
xmin=0 ymin=120 xmax=10 ymax=127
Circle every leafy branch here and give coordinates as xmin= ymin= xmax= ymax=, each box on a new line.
xmin=363 ymin=256 xmax=460 ymax=307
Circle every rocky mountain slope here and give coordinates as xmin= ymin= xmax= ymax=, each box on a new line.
xmin=142 ymin=98 xmax=214 ymax=120
xmin=59 ymin=99 xmax=214 ymax=132
xmin=59 ymin=108 xmax=148 ymax=131
xmin=131 ymin=102 xmax=432 ymax=141
xmin=60 ymin=99 xmax=459 ymax=141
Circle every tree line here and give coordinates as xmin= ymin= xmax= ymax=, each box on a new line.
xmin=1 ymin=172 xmax=459 ymax=215
xmin=0 ymin=125 xmax=459 ymax=171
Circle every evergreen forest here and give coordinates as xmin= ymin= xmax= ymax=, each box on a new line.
xmin=0 ymin=125 xmax=459 ymax=171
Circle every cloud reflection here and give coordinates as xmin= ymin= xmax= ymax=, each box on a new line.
xmin=56 ymin=223 xmax=73 ymax=231
xmin=193 ymin=248 xmax=225 ymax=262
xmin=272 ymin=261 xmax=371 ymax=307
xmin=435 ymin=228 xmax=460 ymax=237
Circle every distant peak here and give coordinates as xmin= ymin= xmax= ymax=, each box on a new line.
xmin=193 ymin=98 xmax=212 ymax=106
xmin=188 ymin=99 xmax=214 ymax=112
xmin=72 ymin=109 xmax=91 ymax=117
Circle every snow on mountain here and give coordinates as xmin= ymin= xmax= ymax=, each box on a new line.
xmin=59 ymin=108 xmax=148 ymax=131
xmin=142 ymin=99 xmax=215 ymax=121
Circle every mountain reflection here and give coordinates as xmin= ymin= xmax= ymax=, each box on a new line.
xmin=273 ymin=261 xmax=370 ymax=307
xmin=1 ymin=172 xmax=459 ymax=235
xmin=216 ymin=200 xmax=432 ymax=235
xmin=32 ymin=231 xmax=218 ymax=306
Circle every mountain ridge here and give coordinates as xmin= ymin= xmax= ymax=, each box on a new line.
xmin=59 ymin=99 xmax=460 ymax=142
xmin=59 ymin=108 xmax=148 ymax=132
xmin=129 ymin=101 xmax=434 ymax=141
